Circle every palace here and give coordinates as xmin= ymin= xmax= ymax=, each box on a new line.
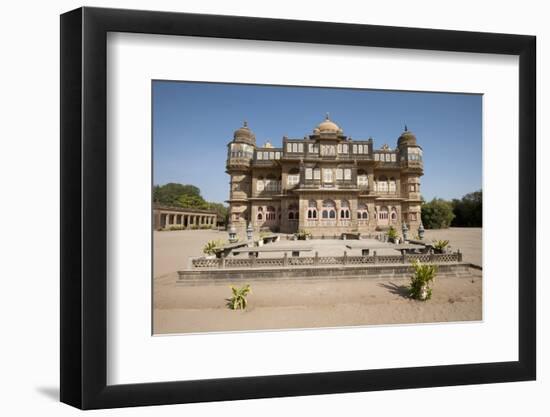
xmin=226 ymin=115 xmax=423 ymax=238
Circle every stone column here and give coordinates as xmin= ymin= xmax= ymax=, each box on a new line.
xmin=367 ymin=166 xmax=375 ymax=193
xmin=396 ymin=174 xmax=401 ymax=195
xmin=298 ymin=198 xmax=306 ymax=231
xmin=350 ymin=198 xmax=358 ymax=230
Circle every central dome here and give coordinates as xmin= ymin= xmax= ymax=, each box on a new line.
xmin=314 ymin=114 xmax=343 ymax=135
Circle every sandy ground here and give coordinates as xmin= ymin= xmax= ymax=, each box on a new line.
xmin=424 ymin=227 xmax=482 ymax=267
xmin=153 ymin=227 xmax=482 ymax=334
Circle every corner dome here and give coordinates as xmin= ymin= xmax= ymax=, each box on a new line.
xmin=233 ymin=121 xmax=256 ymax=145
xmin=315 ymin=114 xmax=343 ymax=135
xmin=397 ymin=125 xmax=417 ymax=146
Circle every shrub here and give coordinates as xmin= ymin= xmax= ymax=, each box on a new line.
xmin=409 ymin=260 xmax=438 ymax=301
xmin=203 ymin=240 xmax=223 ymax=256
xmin=167 ymin=225 xmax=184 ymax=231
xmin=295 ymin=229 xmax=312 ymax=240
xmin=226 ymin=284 xmax=251 ymax=310
xmin=433 ymin=239 xmax=450 ymax=253
xmin=387 ymin=226 xmax=398 ymax=242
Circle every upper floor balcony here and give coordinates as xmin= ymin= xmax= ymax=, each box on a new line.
xmin=226 ymin=157 xmax=251 ymax=169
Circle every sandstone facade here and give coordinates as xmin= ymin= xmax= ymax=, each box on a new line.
xmin=226 ymin=116 xmax=423 ymax=238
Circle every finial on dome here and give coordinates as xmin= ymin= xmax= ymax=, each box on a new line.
xmin=243 ymin=120 xmax=248 ymax=127
xmin=325 ymin=112 xmax=330 ymax=120
xmin=404 ymin=124 xmax=408 ymax=131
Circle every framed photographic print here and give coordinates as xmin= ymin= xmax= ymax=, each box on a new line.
xmin=60 ymin=6 xmax=536 ymax=409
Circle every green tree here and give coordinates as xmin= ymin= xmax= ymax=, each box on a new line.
xmin=153 ymin=183 xmax=202 ymax=206
xmin=154 ymin=182 xmax=228 ymax=224
xmin=451 ymin=190 xmax=482 ymax=227
xmin=206 ymin=202 xmax=228 ymax=222
xmin=421 ymin=198 xmax=455 ymax=229
xmin=176 ymin=194 xmax=208 ymax=209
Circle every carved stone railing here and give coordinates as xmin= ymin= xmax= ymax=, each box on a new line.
xmin=190 ymin=251 xmax=462 ymax=270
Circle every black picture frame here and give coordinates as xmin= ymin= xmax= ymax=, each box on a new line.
xmin=60 ymin=6 xmax=536 ymax=410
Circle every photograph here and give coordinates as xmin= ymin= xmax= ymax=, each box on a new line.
xmin=152 ymin=81 xmax=483 ymax=335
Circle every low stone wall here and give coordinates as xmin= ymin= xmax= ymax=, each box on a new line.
xmin=177 ymin=262 xmax=476 ymax=286
xmin=190 ymin=252 xmax=462 ymax=270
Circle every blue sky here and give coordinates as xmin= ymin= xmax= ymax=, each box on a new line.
xmin=153 ymin=81 xmax=482 ymax=204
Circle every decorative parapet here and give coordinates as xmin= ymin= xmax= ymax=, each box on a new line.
xmin=188 ymin=252 xmax=462 ymax=270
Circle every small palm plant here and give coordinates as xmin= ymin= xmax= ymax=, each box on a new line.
xmin=202 ymin=240 xmax=222 ymax=256
xmin=387 ymin=226 xmax=398 ymax=243
xmin=432 ymin=239 xmax=450 ymax=253
xmin=227 ymin=284 xmax=251 ymax=310
xmin=409 ymin=260 xmax=438 ymax=301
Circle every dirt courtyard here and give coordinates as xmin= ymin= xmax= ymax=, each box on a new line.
xmin=153 ymin=228 xmax=482 ymax=334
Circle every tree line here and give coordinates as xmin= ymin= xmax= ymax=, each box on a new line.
xmin=153 ymin=183 xmax=228 ymax=221
xmin=421 ymin=190 xmax=482 ymax=229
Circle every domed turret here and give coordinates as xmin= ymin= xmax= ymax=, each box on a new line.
xmin=233 ymin=121 xmax=256 ymax=145
xmin=397 ymin=125 xmax=417 ymax=146
xmin=314 ymin=113 xmax=344 ymax=136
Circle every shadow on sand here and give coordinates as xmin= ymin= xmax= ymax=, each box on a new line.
xmin=378 ymin=282 xmax=411 ymax=299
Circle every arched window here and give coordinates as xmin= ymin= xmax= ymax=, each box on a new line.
xmin=340 ymin=200 xmax=350 ymax=219
xmin=390 ymin=209 xmax=397 ymax=222
xmin=257 ymin=213 xmax=263 ymax=220
xmin=266 ymin=206 xmax=276 ymax=221
xmin=389 ymin=177 xmax=396 ymax=192
xmin=288 ymin=203 xmax=299 ymax=220
xmin=378 ymin=206 xmax=389 ymax=225
xmin=357 ymin=169 xmax=368 ymax=187
xmin=256 ymin=176 xmax=264 ymax=192
xmin=263 ymin=174 xmax=272 ymax=192
xmin=358 ymin=203 xmax=369 ymax=220
xmin=287 ymin=168 xmax=300 ymax=186
xmin=307 ymin=200 xmax=318 ymax=219
xmin=378 ymin=175 xmax=388 ymax=192
xmin=322 ymin=199 xmax=336 ymax=219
